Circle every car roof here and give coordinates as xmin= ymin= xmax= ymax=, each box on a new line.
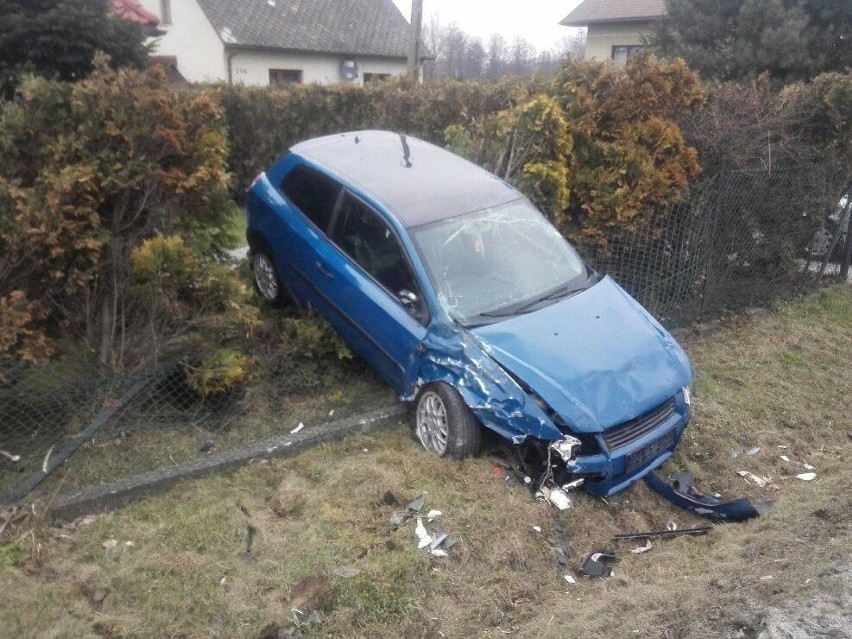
xmin=289 ymin=130 xmax=520 ymax=228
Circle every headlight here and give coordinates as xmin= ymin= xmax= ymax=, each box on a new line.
xmin=550 ymin=435 xmax=582 ymax=462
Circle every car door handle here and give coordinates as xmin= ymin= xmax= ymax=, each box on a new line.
xmin=315 ymin=261 xmax=334 ymax=279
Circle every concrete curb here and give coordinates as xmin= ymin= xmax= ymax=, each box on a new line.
xmin=49 ymin=403 xmax=406 ymax=522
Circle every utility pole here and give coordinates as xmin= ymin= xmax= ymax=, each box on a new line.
xmin=408 ymin=0 xmax=424 ymax=82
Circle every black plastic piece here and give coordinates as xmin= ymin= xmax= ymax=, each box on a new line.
xmin=645 ymin=471 xmax=772 ymax=521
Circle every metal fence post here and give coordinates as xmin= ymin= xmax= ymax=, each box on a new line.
xmin=841 ymin=201 xmax=852 ymax=281
xmin=699 ymin=169 xmax=725 ymax=322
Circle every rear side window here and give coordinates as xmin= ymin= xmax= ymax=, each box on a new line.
xmin=280 ymin=165 xmax=340 ymax=231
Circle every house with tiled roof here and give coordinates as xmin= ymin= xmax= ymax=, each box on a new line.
xmin=137 ymin=0 xmax=413 ymax=86
xmin=561 ymin=0 xmax=667 ymax=66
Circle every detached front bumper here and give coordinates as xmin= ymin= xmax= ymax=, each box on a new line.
xmin=560 ymin=392 xmax=691 ymax=496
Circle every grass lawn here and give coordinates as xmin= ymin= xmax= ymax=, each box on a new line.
xmin=1 ymin=285 xmax=849 ymax=638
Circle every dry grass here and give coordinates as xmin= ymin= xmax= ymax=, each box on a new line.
xmin=0 ymin=285 xmax=849 ymax=638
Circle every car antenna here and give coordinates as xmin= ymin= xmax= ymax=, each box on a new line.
xmin=399 ymin=133 xmax=412 ymax=168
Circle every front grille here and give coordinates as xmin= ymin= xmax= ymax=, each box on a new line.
xmin=602 ymin=398 xmax=676 ymax=451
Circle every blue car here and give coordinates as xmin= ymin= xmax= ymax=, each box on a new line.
xmin=246 ymin=131 xmax=693 ymax=496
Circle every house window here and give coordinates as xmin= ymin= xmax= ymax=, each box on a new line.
xmin=611 ymin=45 xmax=644 ymax=67
xmin=160 ymin=0 xmax=171 ymax=25
xmin=269 ymin=69 xmax=303 ymax=86
xmin=363 ymin=73 xmax=391 ymax=84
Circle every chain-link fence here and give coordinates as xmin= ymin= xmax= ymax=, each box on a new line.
xmin=1 ymin=162 xmax=850 ymax=506
xmin=1 ymin=355 xmax=395 ymax=505
xmin=579 ymin=163 xmax=850 ymax=325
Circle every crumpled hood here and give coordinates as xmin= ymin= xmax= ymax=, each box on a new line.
xmin=471 ymin=277 xmax=693 ymax=432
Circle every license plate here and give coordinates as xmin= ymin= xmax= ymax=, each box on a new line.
xmin=625 ymin=428 xmax=677 ymax=473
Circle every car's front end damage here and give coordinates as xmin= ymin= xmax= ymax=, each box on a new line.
xmin=413 ymin=276 xmax=694 ymax=497
xmin=539 ymin=387 xmax=691 ymax=495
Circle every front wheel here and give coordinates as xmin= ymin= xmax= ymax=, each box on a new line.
xmin=414 ymin=382 xmax=481 ymax=460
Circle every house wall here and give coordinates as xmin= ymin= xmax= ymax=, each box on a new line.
xmin=584 ymin=21 xmax=655 ymax=62
xmin=229 ymin=50 xmax=408 ymax=87
xmin=139 ymin=0 xmax=226 ymax=81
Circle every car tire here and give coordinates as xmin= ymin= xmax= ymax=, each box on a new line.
xmin=251 ymin=250 xmax=285 ymax=306
xmin=414 ymin=382 xmax=481 ymax=460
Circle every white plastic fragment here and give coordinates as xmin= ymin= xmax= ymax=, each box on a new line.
xmin=539 ymin=486 xmax=572 ymax=510
xmin=533 ymin=526 xmax=542 ymax=533
xmin=328 ymin=409 xmax=334 ymax=417
xmin=779 ymin=455 xmax=790 ymax=462
xmin=290 ymin=422 xmax=305 ymax=434
xmin=802 ymin=463 xmax=815 ymax=470
xmin=746 ymin=446 xmax=761 ymax=456
xmin=737 ymin=470 xmax=769 ymax=487
xmin=430 ymin=548 xmax=448 ymax=557
xmin=630 ymin=539 xmax=653 ymax=554
xmin=415 ymin=518 xmax=432 ymax=549
xmin=666 ymin=521 xmax=678 ymax=531
xmin=564 ymin=575 xmax=577 ymax=584
xmin=776 ymin=445 xmax=788 ymax=449
xmin=426 ymin=510 xmax=442 ymax=520
xmin=796 ymin=472 xmax=816 ymax=481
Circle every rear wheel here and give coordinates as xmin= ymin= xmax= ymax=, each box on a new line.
xmin=414 ymin=382 xmax=481 ymax=460
xmin=251 ymin=250 xmax=284 ymax=306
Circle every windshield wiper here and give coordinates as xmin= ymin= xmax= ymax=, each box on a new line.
xmin=472 ymin=282 xmax=585 ymax=323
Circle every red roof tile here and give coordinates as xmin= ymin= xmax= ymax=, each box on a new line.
xmin=109 ymin=0 xmax=160 ymax=26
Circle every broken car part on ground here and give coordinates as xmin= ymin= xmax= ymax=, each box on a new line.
xmin=247 ymin=130 xmax=693 ymax=497
xmin=645 ymin=471 xmax=772 ymax=521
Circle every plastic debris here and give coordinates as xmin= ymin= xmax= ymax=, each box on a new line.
xmin=537 ymin=486 xmax=573 ymax=510
xmin=415 ymin=518 xmax=432 ymax=549
xmin=426 ymin=509 xmax=442 ymax=520
xmin=737 ymin=470 xmax=770 ymax=488
xmin=390 ymin=493 xmax=426 ymax=529
xmin=551 ymin=547 xmax=570 ymax=566
xmin=0 ymin=449 xmax=21 ymax=462
xmin=290 ymin=422 xmax=305 ymax=434
xmin=562 ymin=478 xmax=585 ymax=491
xmin=630 ymin=539 xmax=653 ymax=554
xmin=613 ymin=527 xmax=711 ymax=542
xmin=666 ymin=521 xmax=678 ymax=531
xmin=780 ymin=455 xmax=790 ymax=462
xmin=802 ymin=463 xmax=815 ymax=470
xmin=646 ymin=471 xmax=772 ymax=521
xmin=332 ymin=566 xmax=360 ymax=579
xmin=746 ymin=446 xmax=761 ymax=456
xmin=564 ymin=575 xmax=577 ymax=584
xmin=532 ymin=526 xmax=542 ymax=533
xmin=406 ymin=494 xmax=426 ymax=513
xmin=796 ymin=472 xmax=816 ymax=481
xmin=578 ymin=551 xmax=618 ymax=578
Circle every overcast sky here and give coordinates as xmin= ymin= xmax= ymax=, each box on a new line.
xmin=391 ymin=0 xmax=585 ymax=53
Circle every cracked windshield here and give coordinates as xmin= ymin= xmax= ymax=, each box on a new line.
xmin=412 ymin=199 xmax=587 ymax=324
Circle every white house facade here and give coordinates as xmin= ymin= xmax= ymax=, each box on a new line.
xmin=138 ymin=0 xmax=411 ymax=86
xmin=561 ymin=0 xmax=667 ymax=66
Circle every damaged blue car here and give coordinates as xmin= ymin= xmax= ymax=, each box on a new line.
xmin=246 ymin=131 xmax=693 ymax=496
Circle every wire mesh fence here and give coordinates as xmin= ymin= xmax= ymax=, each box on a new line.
xmin=577 ymin=163 xmax=851 ymax=325
xmin=0 ymin=355 xmax=395 ymax=504
xmin=1 ymin=162 xmax=849 ymax=506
